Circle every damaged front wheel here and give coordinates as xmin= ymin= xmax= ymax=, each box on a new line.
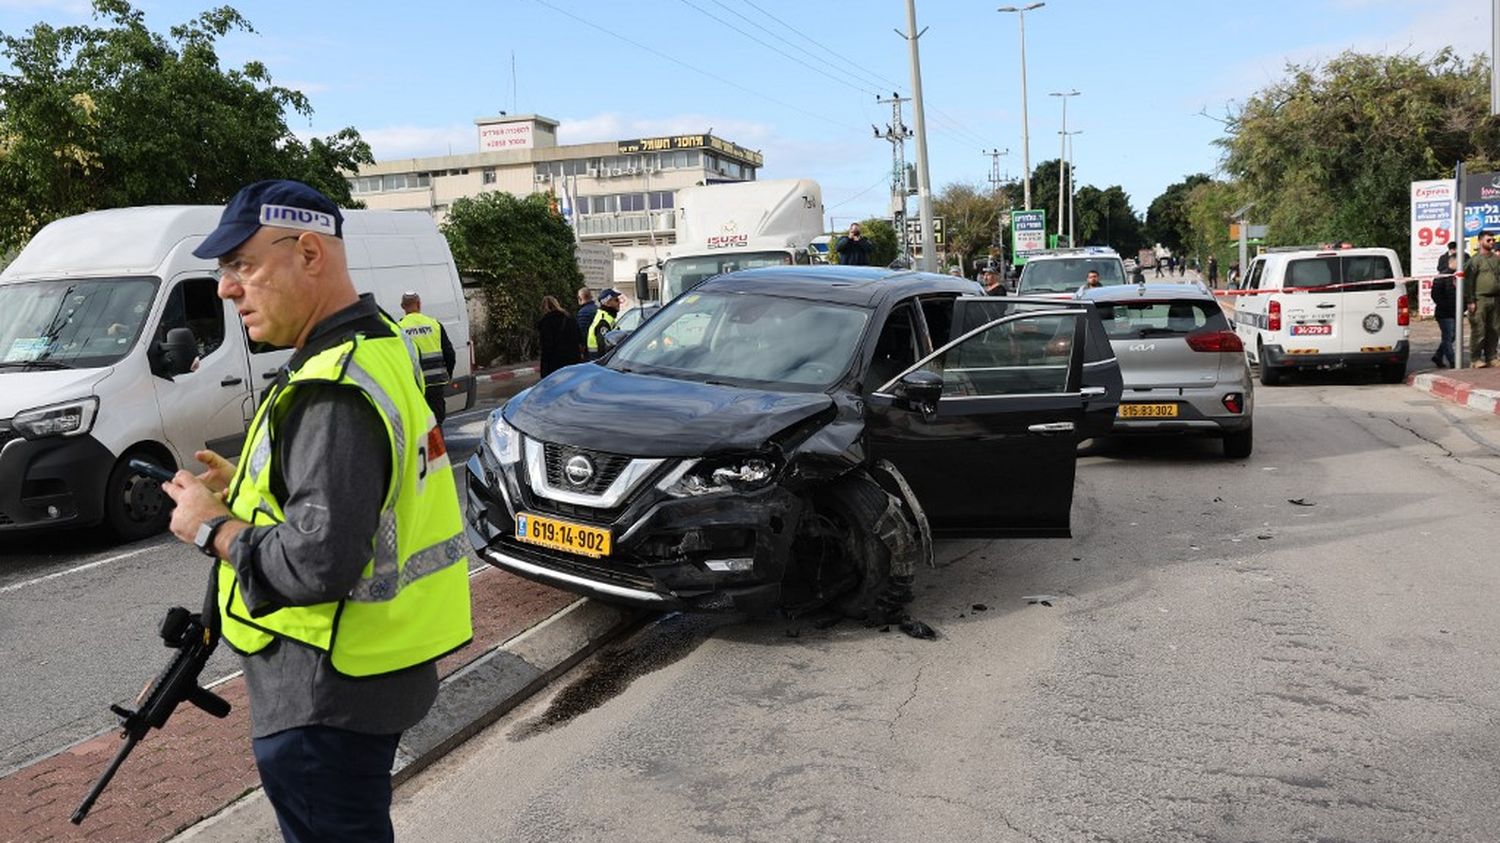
xmin=786 ymin=474 xmax=917 ymax=621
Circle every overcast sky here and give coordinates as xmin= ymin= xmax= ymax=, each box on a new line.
xmin=0 ymin=0 xmax=1490 ymax=223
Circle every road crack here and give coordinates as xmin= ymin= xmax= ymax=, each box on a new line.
xmin=888 ymin=664 xmax=926 ymax=743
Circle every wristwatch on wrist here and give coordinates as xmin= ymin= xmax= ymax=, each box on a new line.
xmin=195 ymin=515 xmax=232 ymax=558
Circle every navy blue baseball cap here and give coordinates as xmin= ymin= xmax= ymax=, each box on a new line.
xmin=598 ymin=288 xmax=621 ymax=303
xmin=193 ymin=179 xmax=344 ymax=259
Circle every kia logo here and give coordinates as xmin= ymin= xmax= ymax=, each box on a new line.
xmin=564 ymin=455 xmax=594 ymax=486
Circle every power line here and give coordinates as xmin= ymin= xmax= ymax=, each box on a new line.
xmin=530 ymin=0 xmax=850 ymax=130
xmin=705 ymin=0 xmax=886 ymax=95
xmin=827 ymin=173 xmax=890 ymax=209
xmin=679 ymin=0 xmax=875 ymax=96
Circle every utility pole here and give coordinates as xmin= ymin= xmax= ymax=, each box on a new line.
xmin=1062 ymin=129 xmax=1081 ymax=246
xmin=1049 ymin=89 xmax=1079 ymax=242
xmin=874 ymin=93 xmax=914 ymax=259
xmin=985 ymin=148 xmax=1010 ymax=265
xmin=901 ymin=0 xmax=936 ymax=271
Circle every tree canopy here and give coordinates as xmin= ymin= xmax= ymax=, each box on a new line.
xmin=0 ymin=0 xmax=372 ymax=252
xmin=1212 ymin=48 xmax=1497 ymax=267
xmin=442 ymin=191 xmax=582 ymax=364
xmin=1145 ymin=174 xmax=1212 ymax=253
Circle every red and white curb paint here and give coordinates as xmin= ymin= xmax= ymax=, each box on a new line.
xmin=1409 ymin=371 xmax=1500 ymax=415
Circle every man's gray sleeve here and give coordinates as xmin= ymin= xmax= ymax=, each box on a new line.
xmin=228 ymin=386 xmax=393 ymax=613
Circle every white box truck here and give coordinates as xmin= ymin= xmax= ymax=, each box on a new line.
xmin=0 ymin=206 xmax=474 ymax=540
xmin=657 ymin=179 xmax=824 ymax=301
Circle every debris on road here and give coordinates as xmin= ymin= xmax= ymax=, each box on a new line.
xmin=1023 ymin=595 xmax=1056 ymax=607
xmin=899 ymin=618 xmax=938 ymax=640
xmin=1288 ymin=498 xmax=1315 ymax=507
xmin=971 ymin=603 xmax=989 ymax=612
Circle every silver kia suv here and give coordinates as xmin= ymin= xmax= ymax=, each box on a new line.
xmin=1078 ymin=283 xmax=1254 ymax=458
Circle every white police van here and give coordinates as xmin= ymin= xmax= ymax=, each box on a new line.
xmin=1231 ymin=245 xmax=1408 ymax=386
xmin=0 ymin=206 xmax=474 ymax=540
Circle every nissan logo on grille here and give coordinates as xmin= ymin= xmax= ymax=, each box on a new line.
xmin=564 ymin=455 xmax=595 ymax=487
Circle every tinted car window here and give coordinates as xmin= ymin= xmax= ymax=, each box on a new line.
xmin=1019 ymin=257 xmax=1126 ymax=294
xmin=1095 ymin=300 xmax=1228 ymax=338
xmin=610 ymin=291 xmax=868 ymax=389
xmin=941 ymin=314 xmax=1077 ymax=397
xmin=1285 ymin=254 xmax=1395 ymax=290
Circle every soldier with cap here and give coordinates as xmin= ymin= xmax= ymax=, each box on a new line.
xmin=160 ymin=179 xmax=472 ymax=843
xmin=398 ymin=290 xmax=456 ymax=424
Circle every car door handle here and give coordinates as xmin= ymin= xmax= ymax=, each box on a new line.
xmin=220 ymin=376 xmax=243 ymax=387
xmin=1316 ymin=303 xmax=1336 ymax=308
xmin=261 ymin=371 xmax=279 ymax=380
xmin=1081 ymin=386 xmax=1107 ymax=399
xmin=1028 ymin=422 xmax=1076 ymax=434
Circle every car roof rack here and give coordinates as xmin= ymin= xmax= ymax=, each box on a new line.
xmin=1263 ymin=242 xmax=1356 ymax=253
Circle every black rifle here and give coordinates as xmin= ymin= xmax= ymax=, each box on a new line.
xmin=71 ymin=569 xmax=230 ymax=824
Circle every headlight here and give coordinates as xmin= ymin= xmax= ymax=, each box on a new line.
xmin=14 ymin=397 xmax=99 ymax=439
xmin=665 ymin=454 xmax=780 ymax=497
xmin=484 ymin=410 xmax=522 ymax=466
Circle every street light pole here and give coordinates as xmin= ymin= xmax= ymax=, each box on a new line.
xmin=1049 ymin=89 xmax=1079 ymax=243
xmin=999 ymin=3 xmax=1044 ymax=210
xmin=1063 ymin=129 xmax=1082 ymax=246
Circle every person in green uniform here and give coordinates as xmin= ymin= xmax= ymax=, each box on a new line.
xmin=1467 ymin=230 xmax=1500 ymax=368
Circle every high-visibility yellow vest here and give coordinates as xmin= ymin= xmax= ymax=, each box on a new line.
xmin=399 ymin=311 xmax=449 ymax=386
xmin=216 ymin=321 xmax=472 ymax=677
xmin=586 ymin=308 xmax=616 ymax=352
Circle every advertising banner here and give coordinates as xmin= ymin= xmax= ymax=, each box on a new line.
xmin=1411 ymin=179 xmax=1456 ymax=317
xmin=479 ymin=121 xmax=534 ymax=152
xmin=1461 ymin=171 xmax=1500 ymax=253
xmin=1010 ymin=210 xmax=1047 ymax=265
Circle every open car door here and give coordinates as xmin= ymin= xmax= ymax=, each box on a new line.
xmin=865 ymin=298 xmax=1096 ymax=538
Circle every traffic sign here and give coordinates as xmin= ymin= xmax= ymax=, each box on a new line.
xmin=904 ymin=216 xmax=945 ymax=246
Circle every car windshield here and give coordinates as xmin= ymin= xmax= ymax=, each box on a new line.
xmin=608 ymin=291 xmax=869 ymax=390
xmin=0 ymin=277 xmax=159 ymax=370
xmin=1019 ymin=257 xmax=1125 ymax=293
xmin=661 ymin=251 xmax=794 ymax=300
xmin=1094 ymin=299 xmax=1226 ymax=338
xmin=614 ymin=306 xmax=656 ymax=332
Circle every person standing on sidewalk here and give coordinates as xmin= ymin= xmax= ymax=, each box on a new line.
xmin=537 ymin=294 xmax=583 ymax=377
xmin=1207 ymin=255 xmax=1219 ymax=288
xmin=575 ymin=287 xmax=598 ymax=348
xmin=1431 ymin=261 xmax=1458 ymax=368
xmin=162 ymin=180 xmax=472 ymax=843
xmin=1467 ymin=231 xmax=1500 ymax=367
xmin=398 ymin=291 xmax=455 ymax=425
xmin=835 ymin=223 xmax=874 ymax=266
xmin=586 ymin=288 xmax=622 ymax=359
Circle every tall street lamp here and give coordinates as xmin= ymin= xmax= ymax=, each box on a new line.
xmin=998 ymin=3 xmax=1044 ymax=210
xmin=1062 ymin=129 xmax=1082 ymax=246
xmin=1049 ymin=89 xmax=1079 ymax=242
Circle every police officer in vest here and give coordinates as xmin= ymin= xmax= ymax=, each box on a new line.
xmin=586 ymin=287 xmax=622 ymax=359
xmin=397 ymin=291 xmax=455 ymax=424
xmin=161 ymin=180 xmax=472 ymax=843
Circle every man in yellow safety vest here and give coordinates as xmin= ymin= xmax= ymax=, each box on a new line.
xmin=161 ymin=179 xmax=471 ymax=843
xmin=398 ymin=291 xmax=456 ymax=423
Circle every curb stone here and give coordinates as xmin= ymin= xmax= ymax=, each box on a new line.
xmin=1408 ymin=371 xmax=1500 ymax=415
xmin=169 ymin=599 xmax=640 ymax=843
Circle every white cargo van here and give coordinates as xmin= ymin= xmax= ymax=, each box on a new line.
xmin=657 ymin=178 xmax=823 ymax=301
xmin=0 ymin=206 xmax=474 ymax=540
xmin=1232 ymin=245 xmax=1409 ymax=385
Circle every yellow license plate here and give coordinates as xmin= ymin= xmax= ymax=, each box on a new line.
xmin=1118 ymin=403 xmax=1179 ymax=418
xmin=514 ymin=512 xmax=612 ymax=558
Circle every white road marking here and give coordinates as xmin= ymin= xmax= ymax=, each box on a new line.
xmin=0 ymin=543 xmax=164 ymax=595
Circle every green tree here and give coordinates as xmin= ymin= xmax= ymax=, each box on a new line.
xmin=1219 ymin=48 xmax=1498 ymax=269
xmin=1182 ymin=178 xmax=1245 ymax=274
xmin=1074 ymin=184 xmax=1146 ymax=255
xmin=1145 ymin=174 xmax=1212 ymax=253
xmin=0 ymin=0 xmax=372 ymax=252
xmin=933 ymin=181 xmax=1002 ymax=273
xmin=442 ymin=192 xmax=582 ymax=364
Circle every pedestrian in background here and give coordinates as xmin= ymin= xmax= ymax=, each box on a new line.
xmin=980 ymin=266 xmax=1006 ymax=296
xmin=586 ymin=288 xmax=622 ymax=359
xmin=1207 ymin=255 xmax=1219 ymax=288
xmin=1466 ymin=230 xmax=1500 ymax=367
xmin=537 ymin=295 xmax=583 ymax=377
xmin=398 ymin=291 xmax=455 ymax=425
xmin=575 ymin=287 xmax=597 ymax=341
xmin=835 ymin=223 xmax=874 ymax=266
xmin=1431 ymin=263 xmax=1457 ymax=369
xmin=163 ymin=179 xmax=472 ymax=843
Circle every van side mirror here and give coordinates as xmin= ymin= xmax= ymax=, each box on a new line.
xmin=634 ymin=269 xmax=651 ymax=303
xmin=161 ymin=328 xmax=197 ymax=376
xmin=894 ymin=369 xmax=943 ymax=407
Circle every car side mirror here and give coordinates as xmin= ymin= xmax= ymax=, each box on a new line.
xmin=602 ymin=328 xmax=631 ymax=351
xmin=894 ymin=369 xmax=943 ymax=406
xmin=161 ymin=328 xmax=197 ymax=376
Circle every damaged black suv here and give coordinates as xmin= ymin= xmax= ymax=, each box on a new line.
xmin=464 ymin=267 xmax=1122 ymax=616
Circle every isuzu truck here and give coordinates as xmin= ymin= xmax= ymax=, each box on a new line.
xmin=657 ymin=179 xmax=824 ymax=301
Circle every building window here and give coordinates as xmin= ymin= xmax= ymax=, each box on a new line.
xmin=649 ymin=191 xmax=673 ymax=210
xmin=483 ymin=169 xmax=497 ymax=185
xmin=619 ymin=193 xmax=645 ymax=212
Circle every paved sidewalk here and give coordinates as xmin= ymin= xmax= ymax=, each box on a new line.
xmin=1400 ymin=317 xmax=1500 ymax=414
xmin=0 ymin=568 xmax=622 ymax=843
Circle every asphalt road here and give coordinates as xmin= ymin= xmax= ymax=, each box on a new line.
xmin=382 ymin=375 xmax=1500 ymax=842
xmin=0 ymin=397 xmax=508 ymax=775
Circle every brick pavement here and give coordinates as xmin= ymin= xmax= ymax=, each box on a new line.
xmin=0 ymin=569 xmax=573 ymax=843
